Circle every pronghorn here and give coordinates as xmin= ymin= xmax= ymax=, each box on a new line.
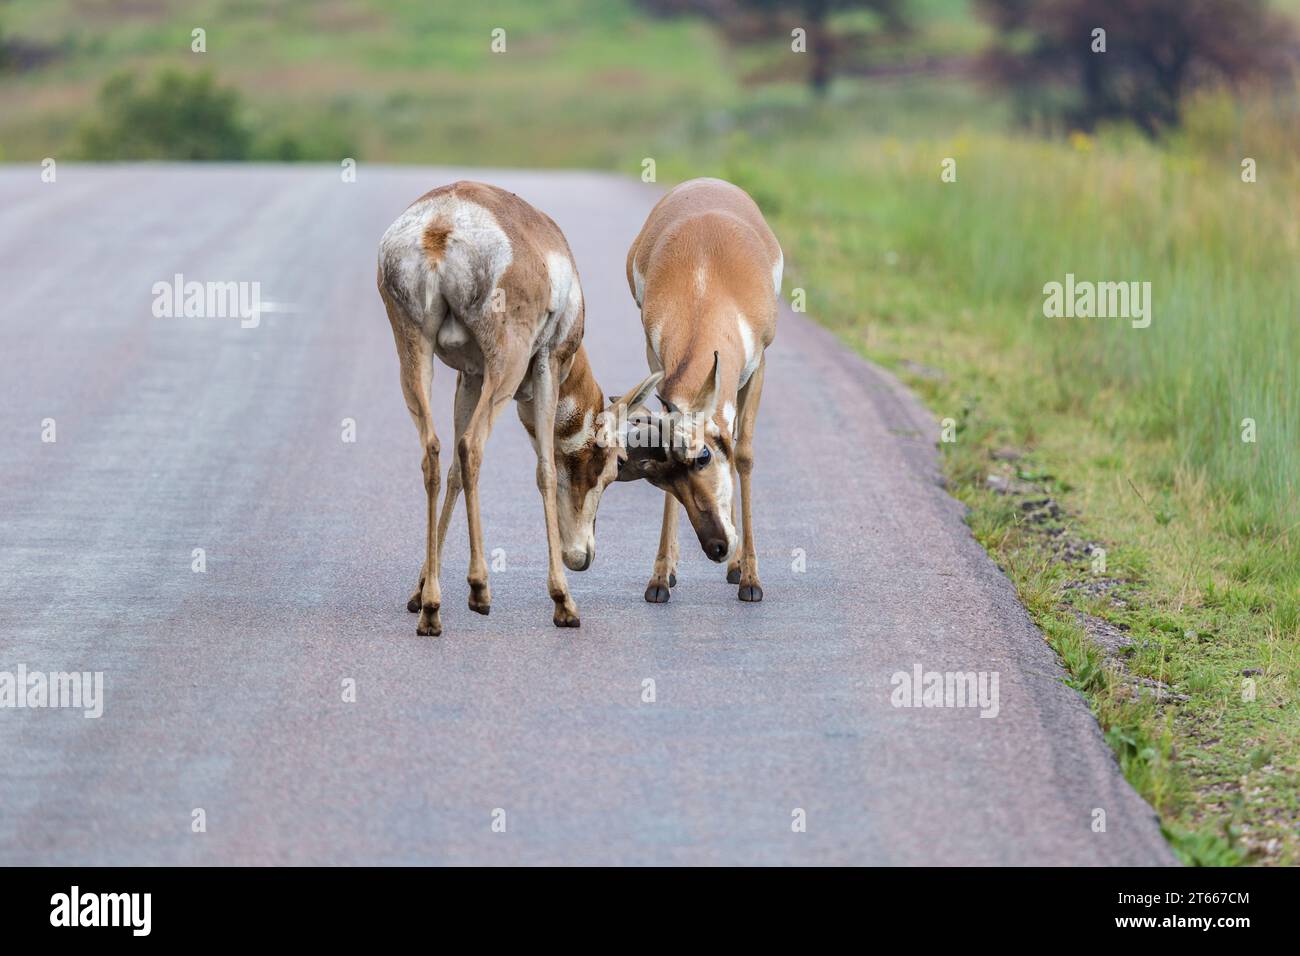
xmin=378 ymin=181 xmax=660 ymax=636
xmin=621 ymin=178 xmax=781 ymax=604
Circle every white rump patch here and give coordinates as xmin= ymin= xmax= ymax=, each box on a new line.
xmin=772 ymin=250 xmax=784 ymax=296
xmin=380 ymin=196 xmax=514 ymax=323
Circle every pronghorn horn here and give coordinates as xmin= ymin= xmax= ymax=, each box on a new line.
xmin=615 ymin=414 xmax=668 ymax=481
xmin=610 ymin=370 xmax=662 ymax=412
xmin=658 ymin=393 xmax=682 ymax=416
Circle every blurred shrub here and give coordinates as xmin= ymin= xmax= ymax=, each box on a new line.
xmin=78 ymin=69 xmax=358 ymax=161
xmin=79 ymin=70 xmax=252 ymax=160
xmin=251 ymin=120 xmax=357 ymax=162
xmin=247 ymin=95 xmax=359 ymax=161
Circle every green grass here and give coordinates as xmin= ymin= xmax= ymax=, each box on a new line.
xmin=3 ymin=0 xmax=1298 ymax=863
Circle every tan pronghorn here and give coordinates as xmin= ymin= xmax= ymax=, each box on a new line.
xmin=621 ymin=178 xmax=781 ymax=603
xmin=378 ymin=181 xmax=660 ymax=636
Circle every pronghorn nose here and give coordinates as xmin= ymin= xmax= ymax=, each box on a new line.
xmin=705 ymin=540 xmax=727 ymax=562
xmin=565 ymin=545 xmax=593 ymax=572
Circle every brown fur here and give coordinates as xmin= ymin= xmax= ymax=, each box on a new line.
xmin=627 ymin=178 xmax=779 ymax=425
xmin=624 ymin=178 xmax=780 ymax=602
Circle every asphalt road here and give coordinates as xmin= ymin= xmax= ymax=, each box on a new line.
xmin=0 ymin=165 xmax=1176 ymax=865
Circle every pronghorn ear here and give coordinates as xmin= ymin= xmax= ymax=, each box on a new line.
xmin=609 ymin=370 xmax=663 ymax=414
xmin=691 ymin=351 xmax=721 ymax=418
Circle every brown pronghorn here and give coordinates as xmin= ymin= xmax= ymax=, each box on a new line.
xmin=621 ymin=178 xmax=782 ymax=603
xmin=378 ymin=181 xmax=660 ymax=636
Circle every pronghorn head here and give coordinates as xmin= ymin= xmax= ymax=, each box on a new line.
xmin=554 ymin=367 xmax=663 ymax=572
xmin=617 ymin=352 xmax=737 ymax=563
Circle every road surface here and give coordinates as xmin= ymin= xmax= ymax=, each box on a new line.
xmin=0 ymin=165 xmax=1175 ymax=865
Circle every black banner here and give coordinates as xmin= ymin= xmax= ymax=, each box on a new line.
xmin=1 ymin=866 xmax=1285 ymax=942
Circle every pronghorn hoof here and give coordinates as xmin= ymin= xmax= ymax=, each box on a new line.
xmin=645 ymin=583 xmax=671 ymax=604
xmin=553 ymin=611 xmax=580 ymax=628
xmin=468 ymin=582 xmax=490 ymax=615
xmin=409 ymin=577 xmax=426 ymax=612
xmin=726 ymin=568 xmax=741 ymax=585
xmin=668 ymin=572 xmax=677 ymax=588
xmin=738 ymin=584 xmax=763 ymax=603
xmin=416 ymin=604 xmax=442 ymax=636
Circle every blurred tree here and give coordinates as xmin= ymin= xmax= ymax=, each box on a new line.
xmin=976 ymin=0 xmax=1297 ymax=135
xmin=742 ymin=0 xmax=908 ymax=95
xmin=636 ymin=0 xmax=908 ymax=96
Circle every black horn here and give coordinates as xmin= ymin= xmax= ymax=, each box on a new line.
xmin=657 ymin=393 xmax=682 ymax=416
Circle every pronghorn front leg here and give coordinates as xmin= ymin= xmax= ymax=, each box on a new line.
xmin=645 ymin=492 xmax=679 ymax=603
xmin=733 ymin=356 xmax=765 ymax=602
xmin=531 ymin=353 xmax=581 ymax=627
xmin=726 ymin=487 xmax=741 ymax=585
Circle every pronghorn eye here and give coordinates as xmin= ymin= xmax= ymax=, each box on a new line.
xmin=693 ymin=446 xmax=711 ymax=469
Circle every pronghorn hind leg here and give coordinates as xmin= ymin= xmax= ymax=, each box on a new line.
xmin=383 ymin=294 xmax=443 ymax=635
xmin=459 ymin=351 xmax=530 ymax=616
xmin=734 ymin=356 xmax=765 ymax=602
xmin=645 ymin=492 xmax=679 ymax=603
xmin=406 ymin=371 xmax=481 ymax=612
xmin=435 ymin=371 xmax=480 ymax=565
